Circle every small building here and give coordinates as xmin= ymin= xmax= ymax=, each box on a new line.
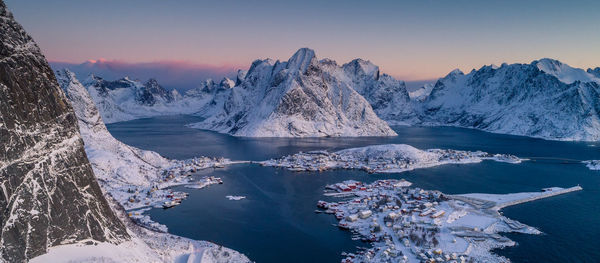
xmin=431 ymin=210 xmax=446 ymax=218
xmin=359 ymin=210 xmax=373 ymax=219
xmin=346 ymin=214 xmax=359 ymax=222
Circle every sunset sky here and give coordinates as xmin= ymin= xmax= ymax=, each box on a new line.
xmin=5 ymin=0 xmax=600 ymax=81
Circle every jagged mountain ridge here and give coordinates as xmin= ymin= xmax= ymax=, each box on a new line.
xmin=420 ymin=59 xmax=600 ymax=140
xmin=0 ymin=2 xmax=129 ymax=262
xmin=189 ymin=48 xmax=398 ymax=137
xmin=65 ymin=49 xmax=600 ymax=141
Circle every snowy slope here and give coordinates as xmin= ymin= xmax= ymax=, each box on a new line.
xmin=189 ymin=48 xmax=398 ymax=137
xmin=57 ymin=69 xmax=173 ymax=188
xmin=420 ymin=60 xmax=600 ymax=141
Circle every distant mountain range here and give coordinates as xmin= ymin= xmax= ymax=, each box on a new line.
xmin=58 ymin=48 xmax=600 ymax=141
xmin=50 ymin=59 xmax=237 ymax=91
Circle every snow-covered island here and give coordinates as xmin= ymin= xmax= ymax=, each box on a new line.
xmin=583 ymin=160 xmax=600 ymax=170
xmin=226 ymin=195 xmax=247 ymax=201
xmin=319 ymin=179 xmax=582 ymax=263
xmin=261 ymin=144 xmax=524 ymax=173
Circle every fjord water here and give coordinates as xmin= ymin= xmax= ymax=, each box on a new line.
xmin=107 ymin=115 xmax=600 ymax=262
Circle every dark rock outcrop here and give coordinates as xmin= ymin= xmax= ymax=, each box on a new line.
xmin=0 ymin=2 xmax=129 ymax=261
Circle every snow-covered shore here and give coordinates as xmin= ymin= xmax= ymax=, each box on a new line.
xmin=261 ymin=144 xmax=524 ymax=173
xmin=319 ymin=179 xmax=581 ymax=263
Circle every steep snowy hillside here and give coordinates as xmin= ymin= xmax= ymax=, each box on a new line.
xmin=82 ymin=74 xmax=202 ymax=123
xmin=421 ymin=60 xmax=600 ymax=141
xmin=189 ymin=48 xmax=398 ymax=137
xmin=0 ymin=2 xmax=129 ymax=261
xmin=55 ymin=69 xmax=250 ymax=262
xmin=56 ymin=69 xmax=173 ymax=188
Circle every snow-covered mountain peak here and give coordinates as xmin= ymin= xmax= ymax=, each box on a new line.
xmin=286 ymin=47 xmax=317 ymax=73
xmin=189 ymin=48 xmax=397 ymax=137
xmin=532 ymin=58 xmax=599 ymax=84
xmin=220 ymin=77 xmax=235 ymax=89
xmin=342 ymin=58 xmax=380 ymax=81
xmin=448 ymin=68 xmax=464 ymax=76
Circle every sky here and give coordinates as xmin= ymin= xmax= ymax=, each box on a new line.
xmin=5 ymin=0 xmax=600 ymax=85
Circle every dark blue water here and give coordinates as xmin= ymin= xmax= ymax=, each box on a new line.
xmin=107 ymin=115 xmax=600 ymax=263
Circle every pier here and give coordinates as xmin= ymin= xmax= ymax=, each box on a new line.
xmin=493 ymin=186 xmax=582 ymax=210
xmin=450 ymin=185 xmax=583 ymax=212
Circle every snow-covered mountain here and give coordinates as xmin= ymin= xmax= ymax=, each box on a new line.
xmin=0 ymin=3 xmax=129 ymax=261
xmin=189 ymin=48 xmax=398 ymax=137
xmin=65 ymin=48 xmax=600 ymax=141
xmin=81 ymin=74 xmax=204 ymax=123
xmin=420 ymin=59 xmax=600 ymax=141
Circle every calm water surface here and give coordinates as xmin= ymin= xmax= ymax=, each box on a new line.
xmin=107 ymin=115 xmax=600 ymax=263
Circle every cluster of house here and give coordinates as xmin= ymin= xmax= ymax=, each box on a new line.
xmin=123 ymin=186 xmax=189 ymax=210
xmin=318 ymin=179 xmax=473 ymax=263
xmin=261 ymin=150 xmax=421 ymax=173
xmin=261 ymin=149 xmax=522 ymax=174
xmin=185 ymin=176 xmax=223 ymax=189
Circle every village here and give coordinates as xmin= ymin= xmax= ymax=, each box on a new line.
xmin=317 ymin=179 xmax=581 ymax=263
xmin=261 ymin=144 xmax=524 ymax=174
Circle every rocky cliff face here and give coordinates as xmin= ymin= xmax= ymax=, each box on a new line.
xmin=189 ymin=48 xmax=398 ymax=137
xmin=0 ymin=2 xmax=129 ymax=262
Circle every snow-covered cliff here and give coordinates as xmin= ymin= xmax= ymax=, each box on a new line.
xmin=0 ymin=3 xmax=129 ymax=261
xmin=189 ymin=48 xmax=398 ymax=137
